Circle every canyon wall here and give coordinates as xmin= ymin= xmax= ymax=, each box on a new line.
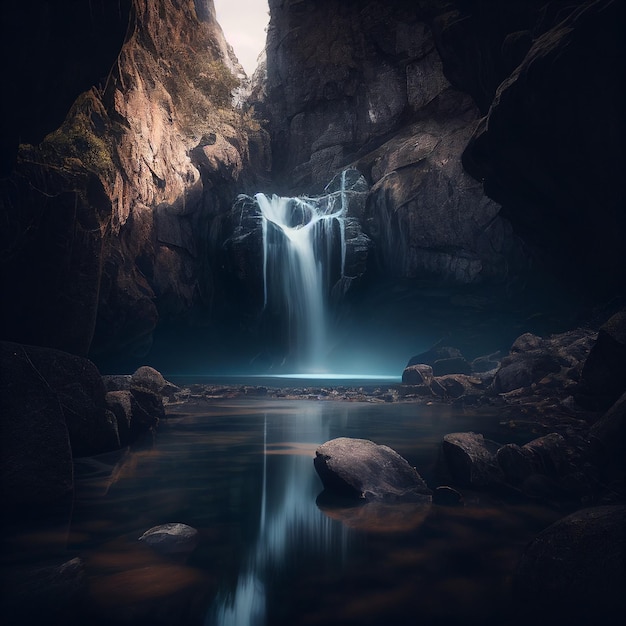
xmin=0 ymin=0 xmax=269 ymax=363
xmin=1 ymin=0 xmax=623 ymax=367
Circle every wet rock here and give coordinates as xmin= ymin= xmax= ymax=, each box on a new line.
xmin=577 ymin=309 xmax=626 ymax=411
xmin=513 ymin=505 xmax=626 ymax=624
xmin=138 ymin=523 xmax=199 ymax=556
xmin=441 ymin=432 xmax=504 ymax=488
xmin=314 ymin=438 xmax=432 ymax=502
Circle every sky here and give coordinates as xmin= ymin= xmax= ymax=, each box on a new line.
xmin=213 ymin=0 xmax=270 ymax=76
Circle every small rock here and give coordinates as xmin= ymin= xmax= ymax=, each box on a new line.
xmin=138 ymin=523 xmax=199 ymax=555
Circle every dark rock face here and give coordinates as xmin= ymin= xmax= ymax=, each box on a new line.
xmin=576 ymin=309 xmax=626 ymax=410
xmin=513 ymin=505 xmax=626 ymax=624
xmin=314 ymin=437 xmax=431 ymax=502
xmin=463 ymin=0 xmax=626 ymax=297
xmin=264 ymin=0 xmax=527 ymax=285
xmin=0 ymin=342 xmax=74 ymax=510
xmin=0 ymin=341 xmax=119 ymax=462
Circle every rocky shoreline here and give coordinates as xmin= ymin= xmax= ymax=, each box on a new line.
xmin=1 ymin=310 xmax=625 ymax=624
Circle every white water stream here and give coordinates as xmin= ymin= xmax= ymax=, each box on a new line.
xmin=254 ymin=171 xmax=350 ymax=372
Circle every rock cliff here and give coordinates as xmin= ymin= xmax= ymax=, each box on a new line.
xmin=0 ymin=0 xmax=269 ymax=361
xmin=263 ymin=0 xmax=527 ymax=284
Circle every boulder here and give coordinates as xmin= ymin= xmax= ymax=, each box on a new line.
xmin=493 ymin=353 xmax=561 ymax=393
xmin=138 ymin=523 xmax=199 ymax=556
xmin=0 ymin=341 xmax=119 ymax=462
xmin=131 ymin=366 xmax=179 ymax=399
xmin=513 ymin=505 xmax=626 ymax=624
xmin=401 ymin=364 xmax=434 ymax=385
xmin=497 ymin=433 xmax=570 ymax=485
xmin=0 ymin=342 xmax=74 ymax=510
xmin=441 ymin=432 xmax=504 ymax=488
xmin=314 ymin=438 xmax=431 ymax=502
xmin=577 ymin=309 xmax=626 ymax=410
xmin=102 ymin=375 xmax=132 ymax=392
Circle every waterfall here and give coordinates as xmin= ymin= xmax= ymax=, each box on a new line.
xmin=254 ymin=171 xmax=350 ymax=373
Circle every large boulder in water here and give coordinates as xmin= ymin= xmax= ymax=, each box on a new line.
xmin=314 ymin=437 xmax=431 ymax=502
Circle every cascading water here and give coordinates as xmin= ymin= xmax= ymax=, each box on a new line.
xmin=253 ymin=171 xmax=351 ymax=373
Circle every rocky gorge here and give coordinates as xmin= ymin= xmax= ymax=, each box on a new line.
xmin=1 ymin=0 xmax=625 ymax=624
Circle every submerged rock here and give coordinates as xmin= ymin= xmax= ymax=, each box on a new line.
xmin=314 ymin=437 xmax=431 ymax=502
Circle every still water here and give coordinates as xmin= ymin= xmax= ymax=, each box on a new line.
xmin=69 ymin=399 xmax=561 ymax=626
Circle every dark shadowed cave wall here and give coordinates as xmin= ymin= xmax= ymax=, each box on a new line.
xmin=0 ymin=0 xmax=624 ymax=373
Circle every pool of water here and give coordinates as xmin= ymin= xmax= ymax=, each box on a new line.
xmin=58 ymin=400 xmax=561 ymax=624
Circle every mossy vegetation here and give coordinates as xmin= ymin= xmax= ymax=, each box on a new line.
xmin=39 ymin=90 xmax=116 ymax=178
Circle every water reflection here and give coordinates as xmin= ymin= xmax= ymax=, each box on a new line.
xmin=208 ymin=404 xmax=350 ymax=626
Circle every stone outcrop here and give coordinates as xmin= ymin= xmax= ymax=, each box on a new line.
xmin=314 ymin=437 xmax=432 ymax=502
xmin=463 ymin=0 xmax=626 ymax=297
xmin=0 ymin=342 xmax=75 ymax=511
xmin=0 ymin=0 xmax=270 ymax=363
xmin=576 ymin=309 xmax=626 ymax=411
xmin=264 ymin=0 xmax=527 ymax=285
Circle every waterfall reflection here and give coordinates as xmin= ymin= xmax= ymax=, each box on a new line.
xmin=207 ymin=404 xmax=351 ymax=626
